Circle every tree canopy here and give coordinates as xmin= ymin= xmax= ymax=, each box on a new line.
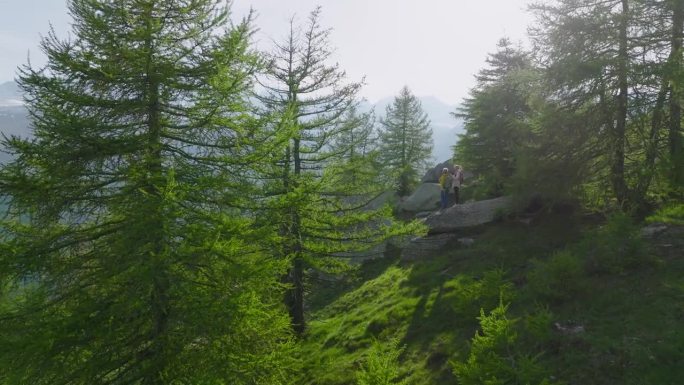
xmin=378 ymin=86 xmax=433 ymax=196
xmin=0 ymin=1 xmax=293 ymax=383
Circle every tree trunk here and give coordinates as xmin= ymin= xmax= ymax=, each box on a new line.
xmin=286 ymin=241 xmax=305 ymax=335
xmin=635 ymin=83 xmax=668 ymax=203
xmin=141 ymin=7 xmax=170 ymax=381
xmin=286 ymin=135 xmax=306 ymax=334
xmin=400 ymin=105 xmax=408 ymax=196
xmin=612 ymin=0 xmax=629 ymax=204
xmin=669 ymin=0 xmax=684 ymax=188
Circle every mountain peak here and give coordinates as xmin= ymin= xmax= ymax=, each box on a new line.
xmin=0 ymin=81 xmax=22 ymax=106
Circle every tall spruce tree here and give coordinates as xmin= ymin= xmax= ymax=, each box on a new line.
xmin=0 ymin=1 xmax=293 ymax=384
xmin=378 ymin=86 xmax=433 ymax=196
xmin=257 ymin=8 xmax=419 ymax=334
xmin=454 ymin=39 xmax=535 ymax=198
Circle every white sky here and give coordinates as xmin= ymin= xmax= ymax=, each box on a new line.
xmin=1 ymin=0 xmax=535 ymax=105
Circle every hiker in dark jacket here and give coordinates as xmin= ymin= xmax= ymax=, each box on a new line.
xmin=451 ymin=165 xmax=464 ymax=205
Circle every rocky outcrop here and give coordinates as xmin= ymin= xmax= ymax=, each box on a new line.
xmin=420 ymin=160 xmax=472 ymax=184
xmin=364 ymin=190 xmax=397 ymax=211
xmin=399 ymin=183 xmax=441 ymax=212
xmin=421 ymin=160 xmax=455 ymax=183
xmin=424 ymin=196 xmax=513 ymax=233
xmin=400 ymin=233 xmax=457 ymax=261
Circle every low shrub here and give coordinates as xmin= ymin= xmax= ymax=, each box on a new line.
xmin=451 ymin=300 xmax=559 ymax=385
xmin=356 ymin=338 xmax=407 ymax=385
xmin=523 ymin=305 xmax=555 ymax=346
xmin=582 ymin=212 xmax=651 ymax=274
xmin=527 ymin=250 xmax=586 ymax=302
xmin=442 ymin=268 xmax=514 ymax=321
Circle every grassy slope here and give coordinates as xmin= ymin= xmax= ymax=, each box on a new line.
xmin=300 ymin=212 xmax=684 ymax=385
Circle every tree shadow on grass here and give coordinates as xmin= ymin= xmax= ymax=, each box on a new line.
xmin=397 ymin=213 xmax=583 ymax=376
xmin=306 ymin=246 xmax=404 ymax=314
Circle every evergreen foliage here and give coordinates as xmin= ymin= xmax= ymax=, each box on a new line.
xmin=356 ymin=339 xmax=407 ymax=385
xmin=527 ymin=0 xmax=683 ymax=209
xmin=454 ymin=39 xmax=535 ymax=199
xmin=378 ymin=86 xmax=433 ymax=196
xmin=0 ymin=0 xmax=681 ymax=383
xmin=581 ymin=212 xmax=652 ymax=274
xmin=452 ymin=300 xmax=557 ymax=385
xmin=454 ymin=1 xmax=684 ymax=210
xmin=528 ymin=251 xmax=586 ymax=302
xmin=256 ymin=7 xmax=422 ymax=334
xmin=0 ymin=1 xmax=294 ymax=383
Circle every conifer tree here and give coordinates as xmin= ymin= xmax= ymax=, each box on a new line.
xmin=531 ymin=0 xmax=632 ymax=203
xmin=529 ymin=0 xmax=683 ymax=207
xmin=378 ymin=86 xmax=433 ymax=196
xmin=666 ymin=0 xmax=683 ymax=191
xmin=0 ymin=1 xmax=293 ymax=384
xmin=257 ymin=7 xmax=419 ymax=334
xmin=454 ymin=39 xmax=534 ymax=198
xmin=331 ymin=106 xmax=378 ymax=162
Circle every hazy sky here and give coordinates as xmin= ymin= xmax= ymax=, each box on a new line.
xmin=1 ymin=0 xmax=534 ymax=105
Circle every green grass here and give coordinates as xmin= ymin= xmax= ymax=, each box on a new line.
xmin=647 ymin=203 xmax=684 ymax=225
xmin=300 ymin=212 xmax=684 ymax=385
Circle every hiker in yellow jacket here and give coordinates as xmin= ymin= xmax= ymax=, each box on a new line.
xmin=438 ymin=168 xmax=451 ymax=210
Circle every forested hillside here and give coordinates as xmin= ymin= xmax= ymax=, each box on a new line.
xmin=0 ymin=0 xmax=681 ymax=384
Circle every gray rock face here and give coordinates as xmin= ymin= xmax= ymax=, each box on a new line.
xmin=399 ymin=183 xmax=441 ymax=212
xmin=400 ymin=233 xmax=457 ymax=261
xmin=424 ymin=196 xmax=513 ymax=233
xmin=421 ymin=160 xmax=455 ymax=183
xmin=363 ymin=190 xmax=397 ymax=211
xmin=457 ymin=237 xmax=475 ymax=246
xmin=641 ymin=223 xmax=669 ymax=238
xmin=338 ymin=242 xmax=388 ymax=262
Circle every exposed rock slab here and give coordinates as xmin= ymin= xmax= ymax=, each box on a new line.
xmin=400 ymin=233 xmax=458 ymax=261
xmin=424 ymin=196 xmax=513 ymax=233
xmin=399 ymin=183 xmax=441 ymax=212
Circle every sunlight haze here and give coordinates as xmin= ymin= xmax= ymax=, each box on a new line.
xmin=1 ymin=0 xmax=533 ymax=105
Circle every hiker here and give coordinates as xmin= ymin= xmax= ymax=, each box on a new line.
xmin=438 ymin=167 xmax=451 ymax=210
xmin=451 ymin=165 xmax=464 ymax=205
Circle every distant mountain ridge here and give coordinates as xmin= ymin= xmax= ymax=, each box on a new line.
xmin=0 ymin=80 xmax=464 ymax=163
xmin=0 ymin=81 xmax=23 ymax=107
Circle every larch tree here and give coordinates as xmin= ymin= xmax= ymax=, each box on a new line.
xmin=0 ymin=1 xmax=293 ymax=384
xmin=330 ymin=106 xmax=378 ymax=163
xmin=530 ymin=0 xmax=684 ymax=208
xmin=621 ymin=0 xmax=684 ymax=201
xmin=256 ymin=7 xmax=419 ymax=334
xmin=454 ymin=39 xmax=534 ymax=198
xmin=530 ymin=0 xmax=634 ymax=205
xmin=666 ymin=0 xmax=683 ymax=191
xmin=378 ymin=86 xmax=433 ymax=197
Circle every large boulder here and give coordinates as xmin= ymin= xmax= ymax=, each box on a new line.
xmin=421 ymin=161 xmax=473 ymax=184
xmin=400 ymin=183 xmax=441 ymax=212
xmin=424 ymin=196 xmax=513 ymax=233
xmin=364 ymin=190 xmax=397 ymax=211
xmin=421 ymin=160 xmax=455 ymax=183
